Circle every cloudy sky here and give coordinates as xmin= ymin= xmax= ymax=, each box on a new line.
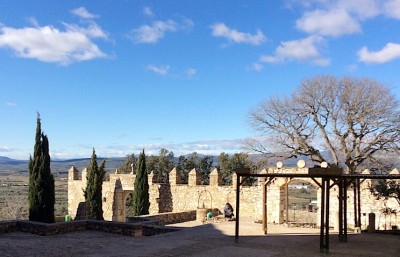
xmin=1 ymin=0 xmax=400 ymax=159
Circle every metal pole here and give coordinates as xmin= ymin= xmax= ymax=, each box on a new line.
xmin=338 ymin=177 xmax=343 ymax=241
xmin=357 ymin=178 xmax=361 ymax=228
xmin=320 ymin=177 xmax=325 ymax=252
xmin=343 ymin=178 xmax=348 ymax=242
xmin=353 ymin=179 xmax=358 ymax=228
xmin=235 ymin=173 xmax=240 ymax=243
xmin=285 ymin=178 xmax=289 ymax=224
xmin=263 ymin=179 xmax=267 ymax=234
xmin=325 ymin=178 xmax=330 ymax=253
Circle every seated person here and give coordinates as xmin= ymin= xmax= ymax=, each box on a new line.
xmin=224 ymin=202 xmax=234 ymax=219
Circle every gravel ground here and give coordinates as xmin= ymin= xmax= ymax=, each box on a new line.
xmin=1 ymin=219 xmax=399 ymax=257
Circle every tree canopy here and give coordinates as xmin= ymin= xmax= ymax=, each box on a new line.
xmin=132 ymin=150 xmax=150 ymax=215
xmin=28 ymin=113 xmax=55 ymax=223
xmin=217 ymin=152 xmax=265 ymax=185
xmin=177 ymin=152 xmax=214 ymax=184
xmin=84 ymin=149 xmax=106 ymax=220
xmin=117 ymin=153 xmax=137 ymax=174
xmin=146 ymin=148 xmax=175 ymax=183
xmin=248 ymin=76 xmax=400 ymax=173
xmin=370 ymin=179 xmax=400 ymax=205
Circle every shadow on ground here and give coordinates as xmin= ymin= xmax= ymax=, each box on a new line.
xmin=0 ymin=220 xmax=399 ymax=257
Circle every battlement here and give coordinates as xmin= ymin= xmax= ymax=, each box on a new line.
xmin=68 ymin=166 xmax=249 ymax=222
xmin=68 ymin=164 xmax=399 ymax=230
xmin=68 ymin=166 xmax=230 ymax=187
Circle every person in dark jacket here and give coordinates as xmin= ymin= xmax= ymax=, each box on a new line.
xmin=224 ymin=202 xmax=234 ymax=220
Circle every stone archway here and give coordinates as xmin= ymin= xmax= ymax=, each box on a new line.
xmin=285 ymin=178 xmax=319 ymax=224
xmin=270 ymin=177 xmax=320 ymax=225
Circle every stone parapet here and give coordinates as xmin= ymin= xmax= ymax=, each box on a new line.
xmin=0 ymin=219 xmax=177 ymax=237
xmin=169 ymin=168 xmax=181 ymax=185
xmin=0 ymin=220 xmax=18 ymax=234
xmin=210 ymin=168 xmax=222 ymax=187
xmin=188 ymin=168 xmax=200 ymax=186
xmin=129 ymin=210 xmax=197 ymax=225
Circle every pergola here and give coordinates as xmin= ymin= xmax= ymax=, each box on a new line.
xmin=234 ymin=168 xmax=400 ymax=254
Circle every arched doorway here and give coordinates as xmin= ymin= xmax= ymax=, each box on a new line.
xmin=287 ymin=179 xmax=318 ymax=225
xmin=277 ymin=178 xmax=319 ymax=225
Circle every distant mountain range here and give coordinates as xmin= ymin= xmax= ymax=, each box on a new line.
xmin=0 ymin=154 xmax=291 ymax=175
xmin=0 ymin=156 xmax=26 ymax=164
xmin=0 ymin=156 xmax=126 ymax=175
xmin=7 ymin=152 xmax=395 ymax=176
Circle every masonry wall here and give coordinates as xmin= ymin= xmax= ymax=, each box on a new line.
xmin=68 ymin=167 xmax=263 ymax=221
xmin=321 ymin=169 xmax=400 ymax=230
xmin=68 ymin=166 xmax=400 ymax=229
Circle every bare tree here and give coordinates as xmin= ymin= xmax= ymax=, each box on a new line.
xmin=248 ymin=75 xmax=400 ymax=174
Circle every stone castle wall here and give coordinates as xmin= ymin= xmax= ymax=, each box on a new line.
xmin=68 ymin=167 xmax=263 ymax=222
xmin=68 ymin=166 xmax=400 ymax=230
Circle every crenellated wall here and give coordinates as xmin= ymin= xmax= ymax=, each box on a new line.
xmin=68 ymin=167 xmax=263 ymax=222
xmin=68 ymin=165 xmax=400 ymax=229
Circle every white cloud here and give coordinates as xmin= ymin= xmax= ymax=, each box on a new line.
xmin=185 ymin=68 xmax=197 ymax=77
xmin=147 ymin=64 xmax=170 ymax=75
xmin=288 ymin=0 xmax=400 ymax=66
xmin=260 ymin=36 xmax=330 ymax=66
xmin=71 ymin=7 xmax=98 ymax=19
xmin=384 ymin=0 xmax=400 ymax=19
xmin=63 ymin=22 xmax=107 ymax=39
xmin=29 ymin=138 xmax=248 ymax=159
xmin=345 ymin=64 xmax=358 ymax=72
xmin=0 ymin=24 xmax=107 ymax=65
xmin=143 ymin=6 xmax=154 ymax=17
xmin=0 ymin=146 xmax=11 ymax=152
xmin=211 ymin=23 xmax=265 ymax=45
xmin=26 ymin=17 xmax=39 ymax=27
xmin=296 ymin=9 xmax=360 ymax=37
xmin=287 ymin=0 xmax=380 ymax=19
xmin=181 ymin=18 xmax=195 ymax=30
xmin=131 ymin=18 xmax=193 ymax=44
xmin=101 ymin=139 xmax=246 ymax=157
xmin=249 ymin=63 xmax=263 ymax=72
xmin=4 ymin=102 xmax=16 ymax=107
xmin=336 ymin=0 xmax=380 ymax=19
xmin=358 ymin=43 xmax=400 ymax=63
xmin=132 ymin=20 xmax=177 ymax=43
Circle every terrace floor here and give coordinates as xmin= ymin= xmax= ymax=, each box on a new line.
xmin=1 ymin=218 xmax=399 ymax=257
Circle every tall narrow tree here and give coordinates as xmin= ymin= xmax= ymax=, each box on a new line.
xmin=28 ymin=113 xmax=55 ymax=223
xmin=132 ymin=150 xmax=150 ymax=215
xmin=84 ymin=149 xmax=106 ymax=220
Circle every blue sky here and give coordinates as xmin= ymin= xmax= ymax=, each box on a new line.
xmin=1 ymin=0 xmax=400 ymax=159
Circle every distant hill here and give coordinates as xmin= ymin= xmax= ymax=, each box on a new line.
xmin=0 ymin=156 xmax=125 ymax=175
xmin=0 ymin=156 xmax=26 ymax=164
xmin=0 ymin=154 xmax=302 ymax=175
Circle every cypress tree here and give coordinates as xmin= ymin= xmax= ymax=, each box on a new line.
xmin=28 ymin=114 xmax=55 ymax=223
xmin=84 ymin=149 xmax=106 ymax=220
xmin=132 ymin=150 xmax=150 ymax=215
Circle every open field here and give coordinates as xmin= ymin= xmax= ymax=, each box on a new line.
xmin=0 ymin=173 xmax=68 ymax=220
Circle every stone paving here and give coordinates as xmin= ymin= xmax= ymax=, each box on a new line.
xmin=0 ymin=218 xmax=399 ymax=257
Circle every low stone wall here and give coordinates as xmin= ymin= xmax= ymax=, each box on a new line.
xmin=86 ymin=220 xmax=148 ymax=236
xmin=133 ymin=210 xmax=197 ymax=225
xmin=0 ymin=221 xmax=18 ymax=234
xmin=17 ymin=220 xmax=87 ymax=235
xmin=0 ymin=219 xmax=178 ymax=237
